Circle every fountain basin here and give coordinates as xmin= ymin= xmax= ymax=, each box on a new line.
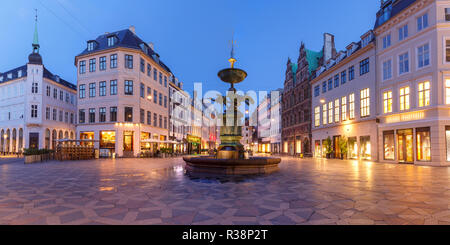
xmin=183 ymin=156 xmax=281 ymax=175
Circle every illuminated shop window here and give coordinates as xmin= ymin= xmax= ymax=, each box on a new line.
xmin=383 ymin=130 xmax=395 ymax=160
xmin=360 ymin=136 xmax=371 ymax=160
xmin=416 ymin=127 xmax=431 ymax=162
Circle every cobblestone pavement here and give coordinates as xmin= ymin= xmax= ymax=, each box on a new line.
xmin=0 ymin=157 xmax=450 ymax=225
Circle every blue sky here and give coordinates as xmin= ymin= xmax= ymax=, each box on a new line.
xmin=0 ymin=0 xmax=379 ymax=95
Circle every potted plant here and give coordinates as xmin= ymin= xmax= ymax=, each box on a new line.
xmin=323 ymin=137 xmax=333 ymax=159
xmin=23 ymin=148 xmax=41 ymax=164
xmin=339 ymin=136 xmax=348 ymax=160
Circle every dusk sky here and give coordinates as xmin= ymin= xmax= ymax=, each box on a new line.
xmin=0 ymin=0 xmax=379 ymax=95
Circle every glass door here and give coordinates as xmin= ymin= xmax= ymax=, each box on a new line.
xmin=397 ymin=129 xmax=413 ymax=163
xmin=123 ymin=131 xmax=134 ymax=152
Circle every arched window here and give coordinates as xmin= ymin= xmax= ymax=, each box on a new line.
xmin=12 ymin=129 xmax=17 ymax=152
xmin=45 ymin=129 xmax=50 ymax=149
xmin=18 ymin=128 xmax=23 ymax=152
xmin=52 ymin=129 xmax=57 ymax=149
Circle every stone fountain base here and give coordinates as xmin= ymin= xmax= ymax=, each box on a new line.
xmin=183 ymin=156 xmax=281 ymax=175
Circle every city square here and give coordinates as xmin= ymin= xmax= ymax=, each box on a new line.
xmin=0 ymin=157 xmax=449 ymax=225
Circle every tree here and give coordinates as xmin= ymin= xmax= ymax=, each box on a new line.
xmin=323 ymin=137 xmax=333 ymax=158
xmin=339 ymin=136 xmax=348 ymax=160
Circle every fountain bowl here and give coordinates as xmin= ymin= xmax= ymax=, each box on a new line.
xmin=218 ymin=68 xmax=247 ymax=84
xmin=183 ymin=156 xmax=281 ymax=175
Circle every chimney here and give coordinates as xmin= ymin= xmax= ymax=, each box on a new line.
xmin=323 ymin=33 xmax=335 ymax=63
xmin=129 ymin=25 xmax=136 ymax=34
xmin=148 ymin=42 xmax=154 ymax=51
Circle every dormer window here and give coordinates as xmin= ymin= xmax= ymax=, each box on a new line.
xmin=108 ymin=35 xmax=117 ymax=47
xmin=87 ymin=41 xmax=96 ymax=51
xmin=18 ymin=70 xmax=22 ymax=77
xmin=7 ymin=73 xmax=12 ymax=79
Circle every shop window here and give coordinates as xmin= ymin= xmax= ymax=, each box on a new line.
xmin=100 ymin=131 xmax=116 ymax=149
xmin=383 ymin=130 xmax=395 ymax=160
xmin=446 ymin=126 xmax=450 ymax=161
xmin=416 ymin=127 xmax=431 ymax=162
xmin=360 ymin=136 xmax=371 ymax=160
xmin=314 ymin=141 xmax=321 ymax=158
xmin=348 ymin=137 xmax=357 ymax=159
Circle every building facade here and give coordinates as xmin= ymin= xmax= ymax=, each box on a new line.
xmin=311 ymin=32 xmax=378 ymax=161
xmin=375 ymin=0 xmax=450 ymax=166
xmin=282 ymin=43 xmax=320 ymax=156
xmin=169 ymin=78 xmax=190 ymax=153
xmin=0 ymin=20 xmax=76 ymax=153
xmin=74 ymin=26 xmax=173 ymax=158
xmin=257 ymin=89 xmax=282 ymax=154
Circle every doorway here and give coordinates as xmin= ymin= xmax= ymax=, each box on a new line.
xmin=123 ymin=131 xmax=134 ymax=154
xmin=397 ymin=129 xmax=413 ymax=163
xmin=29 ymin=133 xmax=39 ymax=149
xmin=333 ymin=136 xmax=341 ymax=159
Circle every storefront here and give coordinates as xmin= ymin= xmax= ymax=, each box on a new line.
xmin=80 ymin=132 xmax=95 ymax=146
xmin=187 ymin=134 xmax=201 ymax=155
xmin=99 ymin=131 xmax=116 ymax=158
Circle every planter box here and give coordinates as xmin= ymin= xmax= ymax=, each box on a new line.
xmin=24 ymin=155 xmax=41 ymax=164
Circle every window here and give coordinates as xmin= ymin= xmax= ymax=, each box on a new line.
xmin=446 ymin=8 xmax=450 ymax=21
xmin=418 ymin=81 xmax=430 ymax=107
xmin=89 ymin=58 xmax=96 ymax=72
xmin=314 ymin=86 xmax=320 ymax=97
xmin=52 ymin=108 xmax=57 ymax=121
xmin=125 ymin=80 xmax=133 ymax=95
xmin=107 ymin=36 xmax=116 ymax=46
xmin=153 ymin=113 xmax=157 ymax=126
xmin=327 ymin=79 xmax=332 ymax=91
xmin=383 ymin=60 xmax=392 ymax=81
xmin=65 ymin=93 xmax=69 ymax=103
xmin=87 ymin=41 xmax=95 ymax=51
xmin=360 ymin=88 xmax=370 ymax=117
xmin=53 ymin=88 xmax=58 ymax=99
xmin=446 ymin=79 xmax=450 ymax=104
xmin=46 ymin=86 xmax=50 ymax=96
xmin=147 ymin=64 xmax=151 ymax=76
xmin=147 ymin=111 xmax=151 ymax=125
xmin=79 ymin=61 xmax=86 ymax=74
xmin=399 ymin=86 xmax=410 ymax=111
xmin=322 ymin=104 xmax=327 ymax=125
xmin=417 ymin=44 xmax=430 ymax=68
xmin=89 ymin=83 xmax=96 ymax=97
xmin=79 ymin=85 xmax=85 ymax=98
xmin=125 ymin=107 xmax=133 ymax=122
xmin=159 ymin=93 xmax=162 ymax=106
xmin=322 ymin=81 xmax=327 ymax=93
xmin=99 ymin=56 xmax=106 ymax=71
xmin=153 ymin=69 xmax=157 ymax=80
xmin=164 ymin=117 xmax=167 ymax=129
xmin=399 ymin=53 xmax=409 ymax=74
xmin=110 ymin=107 xmax=117 ymax=122
xmin=341 ymin=96 xmax=347 ymax=121
xmin=60 ymin=91 xmax=64 ymax=101
xmin=140 ymin=109 xmax=145 ymax=123
xmin=159 ymin=115 xmax=162 ymax=128
xmin=399 ymin=24 xmax=408 ymax=41
xmin=416 ymin=127 xmax=431 ymax=162
xmin=140 ymin=58 xmax=145 ymax=73
xmin=349 ymin=66 xmax=355 ymax=81
xmin=110 ymin=54 xmax=117 ymax=68
xmin=328 ymin=102 xmax=333 ymax=124
xmin=349 ymin=93 xmax=355 ymax=119
xmin=383 ymin=91 xmax=393 ymax=114
xmin=147 ymin=87 xmax=152 ymax=100
xmin=140 ymin=83 xmax=145 ymax=98
xmin=59 ymin=110 xmax=63 ymax=122
xmin=360 ymin=58 xmax=370 ymax=75
xmin=153 ymin=90 xmax=158 ymax=103
xmin=89 ymin=108 xmax=95 ymax=123
xmin=99 ymin=81 xmax=106 ymax=96
xmin=417 ymin=13 xmax=428 ymax=32
xmin=341 ymin=71 xmax=347 ymax=85
xmin=382 ymin=34 xmax=391 ymax=49
xmin=125 ymin=54 xmax=133 ymax=69
xmin=164 ymin=96 xmax=167 ymax=108
xmin=334 ymin=99 xmax=340 ymax=123
xmin=164 ymin=76 xmax=167 ymax=87
xmin=70 ymin=113 xmax=74 ymax=124
xmin=110 ymin=80 xmax=117 ymax=95
xmin=314 ymin=106 xmax=320 ymax=127
xmin=65 ymin=112 xmax=68 ymax=123
xmin=99 ymin=107 xmax=106 ymax=122
xmin=334 ymin=75 xmax=339 ymax=88
xmin=45 ymin=107 xmax=50 ymax=120
xmin=79 ymin=109 xmax=85 ymax=123
xmin=31 ymin=105 xmax=38 ymax=118
xmin=159 ymin=72 xmax=162 ymax=84
xmin=32 ymin=82 xmax=38 ymax=93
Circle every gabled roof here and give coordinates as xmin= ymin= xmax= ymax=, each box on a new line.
xmin=0 ymin=64 xmax=76 ymax=90
xmin=77 ymin=28 xmax=172 ymax=74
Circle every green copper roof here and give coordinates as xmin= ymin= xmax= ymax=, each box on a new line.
xmin=32 ymin=19 xmax=39 ymax=53
xmin=305 ymin=49 xmax=322 ymax=75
